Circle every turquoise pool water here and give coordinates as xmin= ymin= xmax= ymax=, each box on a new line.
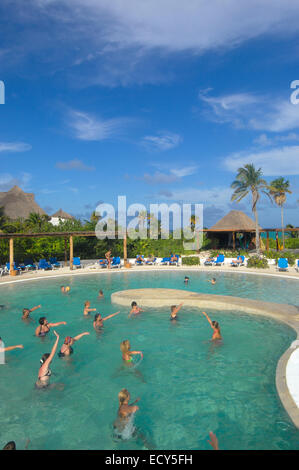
xmin=0 ymin=271 xmax=299 ymax=450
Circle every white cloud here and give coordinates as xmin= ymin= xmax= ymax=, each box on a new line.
xmin=67 ymin=110 xmax=131 ymax=141
xmin=200 ymin=90 xmax=299 ymax=134
xmin=223 ymin=145 xmax=299 ymax=175
xmin=142 ymin=132 xmax=182 ymax=151
xmin=0 ymin=172 xmax=32 ymax=191
xmin=56 ymin=159 xmax=95 ymax=171
xmin=33 ymin=0 xmax=299 ymax=52
xmin=249 ymin=100 xmax=299 ymax=132
xmin=142 ymin=165 xmax=198 ymax=185
xmin=4 ymin=1 xmax=299 ymax=85
xmin=0 ymin=142 xmax=31 ymax=153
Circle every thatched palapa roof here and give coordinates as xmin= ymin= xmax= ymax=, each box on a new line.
xmin=0 ymin=185 xmax=46 ymax=220
xmin=209 ymin=210 xmax=262 ymax=231
xmin=51 ymin=209 xmax=74 ymax=220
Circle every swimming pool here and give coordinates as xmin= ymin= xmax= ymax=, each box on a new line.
xmin=0 ymin=271 xmax=298 ymax=450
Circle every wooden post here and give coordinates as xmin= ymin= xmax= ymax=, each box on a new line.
xmin=9 ymin=237 xmax=14 ymax=275
xmin=266 ymin=231 xmax=269 ymax=251
xmin=70 ymin=235 xmax=73 ymax=270
xmin=232 ymin=231 xmax=235 ymax=250
xmin=123 ymin=233 xmax=127 ymax=265
xmin=64 ymin=238 xmax=67 ymax=266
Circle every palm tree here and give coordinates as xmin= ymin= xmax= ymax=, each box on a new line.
xmin=269 ymin=177 xmax=292 ymax=250
xmin=231 ymin=164 xmax=269 ymax=256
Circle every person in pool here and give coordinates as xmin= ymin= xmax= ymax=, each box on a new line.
xmin=93 ymin=311 xmax=121 ymax=331
xmin=98 ymin=290 xmax=104 ymax=299
xmin=207 ymin=431 xmax=219 ymax=450
xmin=170 ymin=303 xmax=183 ymax=321
xmin=83 ymin=301 xmax=97 ymax=316
xmin=202 ymin=311 xmax=222 ymax=340
xmin=35 ymin=317 xmax=66 ymax=337
xmin=129 ymin=302 xmax=143 ymax=317
xmin=105 ymin=250 xmax=112 ymax=269
xmin=207 ymin=278 xmax=216 ymax=285
xmin=35 ymin=330 xmax=60 ymax=389
xmin=114 ymin=389 xmax=140 ymax=431
xmin=184 ymin=276 xmax=190 ymax=284
xmin=60 ymin=286 xmax=70 ymax=293
xmin=120 ymin=340 xmax=143 ymax=364
xmin=0 ymin=337 xmax=24 ymax=353
xmin=2 ymin=441 xmax=16 ymax=450
xmin=58 ymin=332 xmax=90 ymax=358
xmin=22 ymin=304 xmax=41 ymax=321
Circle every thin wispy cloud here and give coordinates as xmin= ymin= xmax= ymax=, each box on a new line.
xmin=56 ymin=159 xmax=95 ymax=172
xmin=67 ymin=110 xmax=131 ymax=141
xmin=0 ymin=172 xmax=32 ymax=191
xmin=142 ymin=132 xmax=182 ymax=151
xmin=254 ymin=132 xmax=299 ymax=146
xmin=200 ymin=91 xmax=299 ymax=134
xmin=141 ymin=165 xmax=198 ymax=185
xmin=0 ymin=142 xmax=31 ymax=153
xmin=223 ymin=145 xmax=299 ymax=176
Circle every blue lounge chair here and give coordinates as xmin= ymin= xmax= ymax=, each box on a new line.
xmin=296 ymin=260 xmax=299 ymax=273
xmin=169 ymin=254 xmax=180 ymax=266
xmin=73 ymin=257 xmax=82 ymax=269
xmin=135 ymin=255 xmax=145 ymax=265
xmin=6 ymin=262 xmax=22 ymax=273
xmin=111 ymin=256 xmax=121 ymax=268
xmin=214 ymin=254 xmax=225 ymax=266
xmin=99 ymin=259 xmax=108 ymax=268
xmin=277 ymin=258 xmax=288 ymax=271
xmin=204 ymin=257 xmax=215 ymax=266
xmin=231 ymin=255 xmax=245 ymax=267
xmin=145 ymin=257 xmax=157 ymax=265
xmin=38 ymin=259 xmax=52 ymax=270
xmin=49 ymin=257 xmax=60 ymax=269
xmin=160 ymin=257 xmax=171 ymax=265
xmin=24 ymin=259 xmax=37 ymax=270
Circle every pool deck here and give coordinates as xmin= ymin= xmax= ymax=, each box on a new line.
xmin=1 ymin=264 xmax=299 ymax=428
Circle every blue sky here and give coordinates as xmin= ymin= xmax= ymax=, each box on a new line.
xmin=0 ymin=0 xmax=299 ymax=227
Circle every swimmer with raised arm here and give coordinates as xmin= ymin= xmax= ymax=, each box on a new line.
xmin=35 ymin=317 xmax=66 ymax=337
xmin=22 ymin=304 xmax=41 ymax=321
xmin=170 ymin=303 xmax=183 ymax=321
xmin=120 ymin=340 xmax=143 ymax=364
xmin=93 ymin=311 xmax=121 ymax=331
xmin=83 ymin=301 xmax=97 ymax=316
xmin=58 ymin=332 xmax=90 ymax=357
xmin=207 ymin=278 xmax=216 ymax=285
xmin=35 ymin=330 xmax=60 ymax=389
xmin=202 ymin=311 xmax=222 ymax=340
xmin=0 ymin=337 xmax=23 ymax=353
xmin=129 ymin=301 xmax=143 ymax=317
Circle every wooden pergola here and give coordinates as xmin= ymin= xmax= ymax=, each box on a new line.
xmin=0 ymin=231 xmax=128 ymax=275
xmin=0 ymin=228 xmax=298 ymax=275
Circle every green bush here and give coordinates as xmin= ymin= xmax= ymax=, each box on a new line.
xmin=182 ymin=256 xmax=200 ymax=265
xmin=247 ymin=256 xmax=269 ymax=269
xmin=285 ymin=238 xmax=299 ymax=249
xmin=264 ymin=250 xmax=296 ymax=266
